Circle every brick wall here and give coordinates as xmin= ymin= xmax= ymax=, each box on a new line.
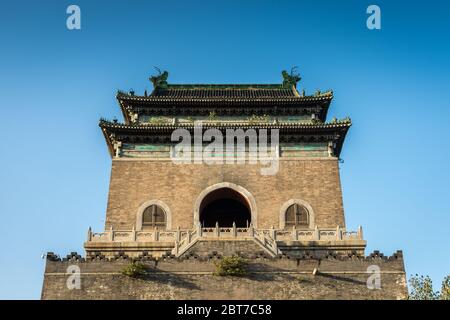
xmin=41 ymin=255 xmax=408 ymax=300
xmin=105 ymin=158 xmax=345 ymax=230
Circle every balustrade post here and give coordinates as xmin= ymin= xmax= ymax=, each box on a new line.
xmin=292 ymin=225 xmax=297 ymax=240
xmin=176 ymin=226 xmax=181 ymax=242
xmin=174 ymin=241 xmax=179 ymax=255
xmin=131 ymin=226 xmax=136 ymax=241
xmin=109 ymin=225 xmax=114 ymax=241
xmin=314 ymin=225 xmax=320 ymax=240
xmin=215 ymin=222 xmax=220 ymax=237
xmin=187 ymin=230 xmax=191 ymax=243
xmin=270 ymin=225 xmax=276 ymax=240
xmin=197 ymin=223 xmax=202 ymax=237
xmin=336 ymin=225 xmax=342 ymax=240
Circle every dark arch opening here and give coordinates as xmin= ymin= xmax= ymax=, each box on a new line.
xmin=199 ymin=187 xmax=251 ymax=227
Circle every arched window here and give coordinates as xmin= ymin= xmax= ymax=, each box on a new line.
xmin=142 ymin=205 xmax=166 ymax=229
xmin=285 ymin=204 xmax=309 ymax=228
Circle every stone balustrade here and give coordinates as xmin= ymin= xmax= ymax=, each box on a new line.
xmin=86 ymin=225 xmax=363 ymax=243
xmin=269 ymin=225 xmax=363 ymax=241
xmin=87 ymin=227 xmax=181 ymax=243
xmin=172 ymin=223 xmax=281 ymax=257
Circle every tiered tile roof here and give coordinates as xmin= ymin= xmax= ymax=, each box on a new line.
xmin=101 ymin=70 xmax=350 ymax=158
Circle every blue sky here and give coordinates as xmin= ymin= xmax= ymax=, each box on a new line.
xmin=0 ymin=0 xmax=449 ymax=299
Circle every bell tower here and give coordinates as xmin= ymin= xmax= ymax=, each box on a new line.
xmin=42 ymin=70 xmax=407 ymax=300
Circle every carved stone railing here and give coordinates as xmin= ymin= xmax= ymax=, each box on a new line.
xmin=87 ymin=226 xmax=179 ymax=243
xmin=170 ymin=223 xmax=281 ymax=258
xmin=86 ymin=225 xmax=363 ymax=253
xmin=200 ymin=224 xmax=251 ymax=239
xmin=172 ymin=226 xmax=201 ymax=257
xmin=266 ymin=225 xmax=364 ymax=241
xmin=252 ymin=228 xmax=281 ymax=257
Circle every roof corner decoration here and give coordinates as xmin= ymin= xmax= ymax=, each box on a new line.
xmin=149 ymin=67 xmax=169 ymax=90
xmin=281 ymin=67 xmax=301 ymax=89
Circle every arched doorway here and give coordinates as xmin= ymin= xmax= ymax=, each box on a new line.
xmin=199 ymin=187 xmax=251 ymax=227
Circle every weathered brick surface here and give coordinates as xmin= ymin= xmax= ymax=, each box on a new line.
xmin=180 ymin=240 xmax=269 ymax=258
xmin=105 ymin=158 xmax=345 ymax=230
xmin=41 ymin=257 xmax=408 ymax=300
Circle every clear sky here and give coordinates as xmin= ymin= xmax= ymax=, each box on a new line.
xmin=0 ymin=0 xmax=449 ymax=299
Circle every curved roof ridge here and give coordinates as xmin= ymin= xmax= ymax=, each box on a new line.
xmin=116 ymin=89 xmax=333 ymax=100
xmin=165 ymin=84 xmax=285 ymax=89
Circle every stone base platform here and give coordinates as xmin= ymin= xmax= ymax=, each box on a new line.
xmin=41 ymin=251 xmax=407 ymax=300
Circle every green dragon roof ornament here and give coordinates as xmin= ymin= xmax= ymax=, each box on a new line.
xmin=282 ymin=66 xmax=301 ymax=88
xmin=150 ymin=67 xmax=169 ymax=89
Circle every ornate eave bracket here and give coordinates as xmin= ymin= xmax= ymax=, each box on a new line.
xmin=128 ymin=110 xmax=138 ymax=124
xmin=109 ymin=133 xmax=122 ymax=158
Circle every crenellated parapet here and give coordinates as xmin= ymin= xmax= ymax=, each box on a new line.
xmin=42 ymin=248 xmax=407 ymax=300
xmin=45 ymin=249 xmax=404 ymax=264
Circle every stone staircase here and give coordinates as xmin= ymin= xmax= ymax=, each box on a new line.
xmin=171 ymin=224 xmax=281 ymax=258
xmin=251 ymin=229 xmax=281 ymax=257
xmin=172 ymin=228 xmax=201 ymax=257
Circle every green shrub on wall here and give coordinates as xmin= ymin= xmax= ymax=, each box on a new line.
xmin=121 ymin=261 xmax=148 ymax=278
xmin=214 ymin=256 xmax=247 ymax=277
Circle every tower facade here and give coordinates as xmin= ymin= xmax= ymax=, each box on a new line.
xmin=42 ymin=71 xmax=407 ymax=299
xmin=87 ymin=70 xmax=363 ymax=258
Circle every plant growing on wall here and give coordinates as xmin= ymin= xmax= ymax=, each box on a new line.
xmin=214 ymin=256 xmax=247 ymax=277
xmin=121 ymin=261 xmax=148 ymax=278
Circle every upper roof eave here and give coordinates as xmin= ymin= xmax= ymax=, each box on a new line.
xmin=99 ymin=118 xmax=350 ymax=131
xmin=99 ymin=118 xmax=351 ymax=157
xmin=116 ymin=91 xmax=333 ymax=103
xmin=164 ymin=84 xmax=285 ymax=89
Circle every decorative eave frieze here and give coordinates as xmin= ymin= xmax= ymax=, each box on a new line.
xmin=99 ymin=118 xmax=351 ymax=158
xmin=116 ymin=91 xmax=333 ymax=124
xmin=99 ymin=118 xmax=350 ymax=131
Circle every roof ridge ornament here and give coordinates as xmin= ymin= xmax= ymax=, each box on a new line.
xmin=150 ymin=67 xmax=169 ymax=89
xmin=282 ymin=67 xmax=301 ymax=88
